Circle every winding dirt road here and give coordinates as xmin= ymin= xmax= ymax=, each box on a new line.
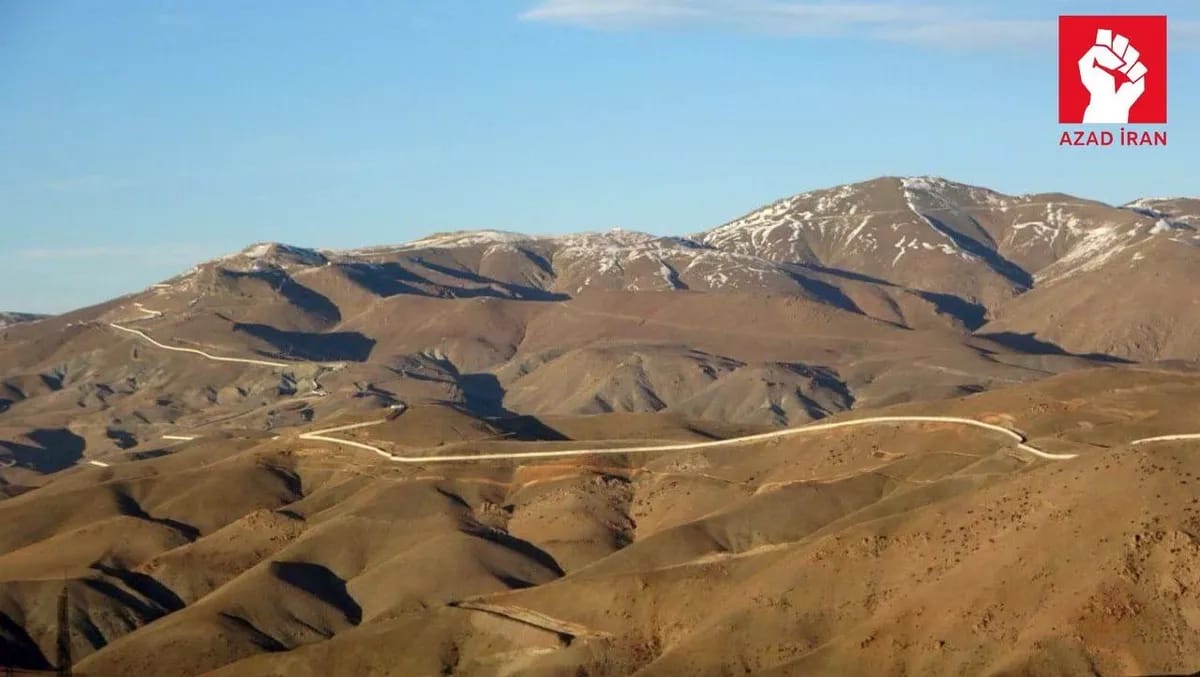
xmin=108 ymin=301 xmax=351 ymax=372
xmin=1130 ymin=433 xmax=1200 ymax=446
xmin=96 ymin=303 xmax=1200 ymax=469
xmin=298 ymin=414 xmax=1079 ymax=464
xmin=109 ymin=323 xmax=291 ymax=369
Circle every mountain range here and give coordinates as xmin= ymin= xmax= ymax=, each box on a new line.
xmin=2 ymin=176 xmax=1200 ymax=675
xmin=4 ymin=176 xmax=1197 ymax=450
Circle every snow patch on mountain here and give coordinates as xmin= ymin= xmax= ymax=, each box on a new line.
xmin=1029 ymin=199 xmax=1199 ymax=284
xmin=1034 ymin=221 xmax=1140 ymax=284
xmin=217 ymin=242 xmax=328 ymax=272
xmin=1123 ymin=198 xmax=1200 ymax=228
xmin=135 ymin=179 xmax=1200 ymax=306
xmin=1151 ymin=219 xmax=1176 ymax=235
xmin=700 ymin=183 xmax=894 ymax=260
xmin=397 ymin=230 xmax=539 ymax=250
xmin=899 ymin=177 xmax=965 ymax=250
xmin=1126 ymin=197 xmax=1190 ymax=210
xmin=703 ymin=177 xmax=997 ymax=269
xmin=1007 ymin=221 xmax=1060 ymax=248
xmin=378 ymin=228 xmax=661 ymax=254
xmin=549 ymin=231 xmax=784 ymax=292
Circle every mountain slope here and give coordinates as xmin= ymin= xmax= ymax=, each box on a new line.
xmin=4 ymin=370 xmax=1200 ymax=674
xmin=700 ymin=177 xmax=1199 ymax=360
xmin=0 ymin=176 xmax=1196 ymax=482
xmin=2 ymin=176 xmax=1200 ymax=675
xmin=0 ymin=313 xmax=47 ymax=330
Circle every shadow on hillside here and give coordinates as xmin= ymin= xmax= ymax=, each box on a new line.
xmin=459 ymin=521 xmax=565 ymax=578
xmin=221 ymin=269 xmax=341 ymax=323
xmin=0 ymin=428 xmax=86 ymax=473
xmin=113 ymin=490 xmax=200 ymax=541
xmin=924 ymin=214 xmax=1033 ymax=290
xmin=233 ymin=323 xmax=376 ymax=362
xmin=416 ymin=259 xmax=568 ymax=301
xmin=976 ymin=331 xmax=1133 ymax=364
xmin=488 ymin=414 xmax=570 ymax=441
xmin=128 ymin=448 xmax=173 ymax=461
xmin=271 ymin=561 xmax=362 ymax=624
xmin=446 ymin=373 xmax=569 ymax=441
xmin=784 ymin=270 xmax=863 ymax=315
xmin=916 ymin=291 xmax=988 ymax=330
xmin=90 ymin=561 xmax=187 ymax=614
xmin=105 ymin=427 xmax=138 ymax=450
xmin=792 ymin=262 xmax=989 ymax=330
xmin=796 ymin=262 xmax=895 ymax=286
xmin=340 ymin=260 xmax=568 ymax=302
xmin=340 ymin=261 xmax=434 ymax=297
xmin=458 ymin=373 xmax=508 ymax=417
xmin=80 ymin=577 xmax=175 ymax=623
xmin=0 ymin=610 xmax=52 ymax=670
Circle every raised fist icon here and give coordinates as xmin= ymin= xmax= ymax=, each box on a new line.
xmin=1079 ymin=29 xmax=1148 ymax=123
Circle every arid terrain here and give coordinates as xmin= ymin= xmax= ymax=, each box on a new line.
xmin=2 ymin=177 xmax=1200 ymax=675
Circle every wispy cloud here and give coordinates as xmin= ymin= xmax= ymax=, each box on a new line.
xmin=879 ymin=18 xmax=1051 ymax=49
xmin=524 ymin=0 xmax=710 ymax=28
xmin=522 ymin=1 xmax=1057 ymax=49
xmin=18 ymin=244 xmax=209 ymax=261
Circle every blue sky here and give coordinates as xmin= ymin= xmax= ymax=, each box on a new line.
xmin=1 ymin=0 xmax=1197 ymax=313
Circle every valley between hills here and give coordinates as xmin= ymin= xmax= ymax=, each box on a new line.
xmin=3 ymin=176 xmax=1200 ymax=675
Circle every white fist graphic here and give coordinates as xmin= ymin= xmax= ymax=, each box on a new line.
xmin=1079 ymin=29 xmax=1147 ymax=124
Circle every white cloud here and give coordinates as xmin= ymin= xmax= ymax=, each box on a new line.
xmin=879 ymin=19 xmax=1053 ymax=49
xmin=523 ymin=0 xmax=711 ymax=28
xmin=522 ymin=0 xmax=1058 ymax=49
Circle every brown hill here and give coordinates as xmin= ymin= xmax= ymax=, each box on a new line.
xmin=2 ymin=176 xmax=1200 ymax=675
xmin=0 ymin=369 xmax=1196 ymax=674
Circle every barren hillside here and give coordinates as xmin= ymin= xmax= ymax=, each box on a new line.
xmin=2 ymin=176 xmax=1199 ymax=675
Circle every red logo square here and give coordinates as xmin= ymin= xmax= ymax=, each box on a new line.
xmin=1059 ymin=15 xmax=1167 ymax=124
